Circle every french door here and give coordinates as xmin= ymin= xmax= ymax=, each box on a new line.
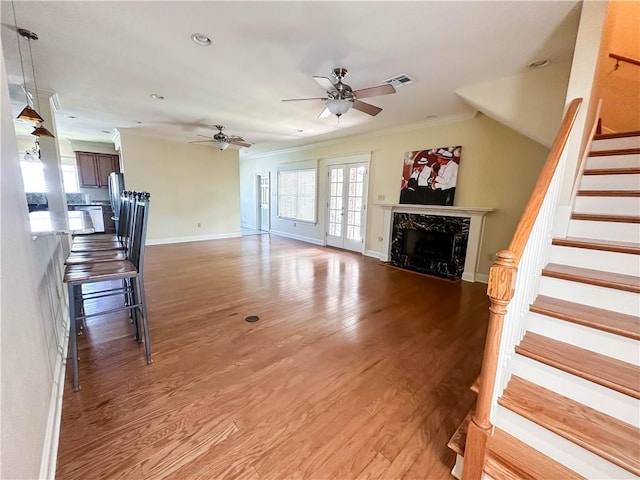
xmin=257 ymin=173 xmax=270 ymax=231
xmin=326 ymin=163 xmax=368 ymax=252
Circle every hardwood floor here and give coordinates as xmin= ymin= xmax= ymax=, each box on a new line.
xmin=56 ymin=236 xmax=489 ymax=479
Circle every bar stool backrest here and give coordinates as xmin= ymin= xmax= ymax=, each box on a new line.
xmin=128 ymin=192 xmax=151 ymax=272
xmin=116 ymin=191 xmax=132 ymax=240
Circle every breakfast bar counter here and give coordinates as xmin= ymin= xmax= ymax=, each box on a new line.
xmin=29 ymin=210 xmax=95 ymax=236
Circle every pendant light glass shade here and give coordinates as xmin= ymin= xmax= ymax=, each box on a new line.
xmin=217 ymin=141 xmax=230 ymax=151
xmin=31 ymin=125 xmax=55 ymax=138
xmin=17 ymin=105 xmax=44 ymax=123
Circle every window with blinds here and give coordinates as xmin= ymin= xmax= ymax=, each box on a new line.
xmin=277 ymin=168 xmax=316 ymax=222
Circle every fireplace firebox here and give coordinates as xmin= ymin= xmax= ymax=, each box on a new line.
xmin=391 ymin=213 xmax=470 ymax=280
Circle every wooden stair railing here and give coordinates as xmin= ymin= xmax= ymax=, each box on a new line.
xmin=609 ymin=53 xmax=640 ymax=70
xmin=462 ymin=98 xmax=583 ymax=480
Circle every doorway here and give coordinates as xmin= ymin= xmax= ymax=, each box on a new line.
xmin=257 ymin=173 xmax=270 ymax=232
xmin=326 ymin=163 xmax=369 ymax=253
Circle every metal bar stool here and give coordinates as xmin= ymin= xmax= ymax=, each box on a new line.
xmin=64 ymin=192 xmax=152 ymax=391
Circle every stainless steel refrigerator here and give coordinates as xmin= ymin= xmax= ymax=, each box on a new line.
xmin=108 ymin=172 xmax=125 ymax=232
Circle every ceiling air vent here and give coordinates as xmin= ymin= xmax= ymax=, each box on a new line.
xmin=384 ymin=74 xmax=414 ymax=88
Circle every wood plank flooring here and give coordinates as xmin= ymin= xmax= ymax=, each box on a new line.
xmin=56 ymin=236 xmax=489 ymax=479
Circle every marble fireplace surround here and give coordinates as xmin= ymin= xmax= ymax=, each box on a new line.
xmin=378 ymin=204 xmax=493 ymax=282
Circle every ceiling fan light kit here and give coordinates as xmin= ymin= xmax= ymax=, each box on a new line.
xmin=326 ymin=98 xmax=352 ymax=117
xmin=190 ymin=125 xmax=251 ymax=151
xmin=283 ymin=67 xmax=396 ymax=119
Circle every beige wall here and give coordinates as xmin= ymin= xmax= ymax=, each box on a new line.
xmin=240 ymin=113 xmax=549 ymax=277
xmin=118 ymin=133 xmax=241 ymax=242
xmin=597 ymin=0 xmax=640 ymax=132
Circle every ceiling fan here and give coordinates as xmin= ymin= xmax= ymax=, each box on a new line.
xmin=282 ymin=67 xmax=396 ymax=118
xmin=190 ymin=125 xmax=252 ymax=151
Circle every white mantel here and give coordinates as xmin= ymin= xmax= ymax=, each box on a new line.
xmin=377 ymin=204 xmax=493 ymax=282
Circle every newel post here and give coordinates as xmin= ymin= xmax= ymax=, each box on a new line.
xmin=462 ymin=250 xmax=517 ymax=480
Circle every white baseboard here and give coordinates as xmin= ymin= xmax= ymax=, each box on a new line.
xmin=269 ymin=230 xmax=324 ymax=246
xmin=40 ymin=319 xmax=69 ymax=479
xmin=146 ymin=233 xmax=242 ymax=246
xmin=364 ymin=249 xmax=382 ymax=259
xmin=241 ymin=223 xmax=257 ymax=230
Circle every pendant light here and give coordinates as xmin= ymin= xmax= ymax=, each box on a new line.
xmin=11 ymin=1 xmax=54 ymax=137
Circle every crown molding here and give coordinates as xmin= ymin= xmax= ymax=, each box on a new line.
xmin=240 ymin=111 xmax=477 ymax=161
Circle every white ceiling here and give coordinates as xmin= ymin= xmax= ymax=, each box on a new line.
xmin=1 ymin=1 xmax=581 ymax=157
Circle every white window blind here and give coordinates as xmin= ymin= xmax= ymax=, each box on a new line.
xmin=277 ymin=168 xmax=316 ymax=222
xmin=61 ymin=164 xmax=79 ymax=193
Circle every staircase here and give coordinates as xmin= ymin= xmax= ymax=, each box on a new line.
xmin=451 ymin=131 xmax=640 ymax=479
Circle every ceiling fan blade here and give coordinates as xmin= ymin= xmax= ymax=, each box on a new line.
xmin=282 ymin=97 xmax=327 ymax=102
xmin=197 ymin=134 xmax=214 ymax=139
xmin=229 ymin=139 xmax=252 ymax=148
xmin=353 ymin=84 xmax=396 ymax=99
xmin=313 ymin=76 xmax=338 ymax=94
xmin=189 ymin=140 xmax=214 ymax=144
xmin=352 ymin=100 xmax=382 ymax=116
xmin=318 ymin=107 xmax=331 ymax=119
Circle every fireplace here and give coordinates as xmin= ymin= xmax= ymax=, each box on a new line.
xmin=391 ymin=213 xmax=470 ymax=280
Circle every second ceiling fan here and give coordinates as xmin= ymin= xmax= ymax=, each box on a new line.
xmin=283 ymin=67 xmax=396 ymax=118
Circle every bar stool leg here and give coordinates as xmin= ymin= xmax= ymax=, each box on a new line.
xmin=135 ymin=275 xmax=152 ymax=364
xmin=130 ymin=278 xmax=141 ymax=342
xmin=68 ymin=283 xmax=80 ymax=391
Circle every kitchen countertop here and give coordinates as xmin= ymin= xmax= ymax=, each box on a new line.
xmin=29 ymin=211 xmax=95 ymax=236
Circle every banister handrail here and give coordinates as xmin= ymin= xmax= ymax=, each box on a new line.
xmin=507 ymin=98 xmax=582 ymax=260
xmin=610 ymin=53 xmax=640 ymax=69
xmin=462 ymin=97 xmax=583 ymax=480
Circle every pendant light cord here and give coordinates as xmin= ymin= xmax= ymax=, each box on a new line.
xmin=11 ymin=1 xmax=29 ymax=106
xmin=26 ymin=35 xmax=42 ymax=113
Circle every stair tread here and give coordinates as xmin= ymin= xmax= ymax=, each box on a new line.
xmin=589 ymin=148 xmax=640 ymax=157
xmin=571 ymin=213 xmax=640 ymax=223
xmin=531 ymin=295 xmax=640 ymax=341
xmin=594 ymin=130 xmax=640 ymax=140
xmin=552 ymin=237 xmax=640 ymax=255
xmin=499 ymin=376 xmax=640 ymax=476
xmin=542 ymin=263 xmax=640 ymax=293
xmin=447 ymin=409 xmax=473 ymax=457
xmin=583 ymin=167 xmax=640 ymax=175
xmin=485 ymin=427 xmax=586 ymax=480
xmin=516 ymin=332 xmax=640 ymax=399
xmin=576 ymin=189 xmax=640 ymax=197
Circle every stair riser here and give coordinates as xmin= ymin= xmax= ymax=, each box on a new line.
xmin=511 ymin=355 xmax=640 ymax=425
xmin=591 ymin=136 xmax=640 ymax=151
xmin=567 ymin=219 xmax=640 ymax=244
xmin=579 ymin=173 xmax=640 ymax=191
xmin=525 ymin=312 xmax=640 ymax=365
xmin=548 ymin=244 xmax=640 ymax=276
xmin=493 ymin=406 xmax=636 ymax=479
xmin=586 ymin=153 xmax=640 ymax=169
xmin=573 ymin=195 xmax=640 ymax=216
xmin=538 ymin=276 xmax=640 ymax=316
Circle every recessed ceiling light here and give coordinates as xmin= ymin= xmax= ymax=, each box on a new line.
xmin=191 ymin=33 xmax=212 ymax=46
xmin=528 ymin=59 xmax=550 ymax=69
xmin=295 ymin=129 xmax=304 ymax=133
xmin=425 ymin=115 xmax=437 ymax=120
xmin=135 ymin=120 xmax=143 ymax=124
xmin=101 ymin=130 xmax=110 ymax=134
xmin=64 ymin=114 xmax=77 ymax=119
xmin=150 ymin=93 xmax=165 ymax=100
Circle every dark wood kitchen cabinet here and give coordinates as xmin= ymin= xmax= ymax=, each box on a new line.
xmin=76 ymin=152 xmax=120 ymax=188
